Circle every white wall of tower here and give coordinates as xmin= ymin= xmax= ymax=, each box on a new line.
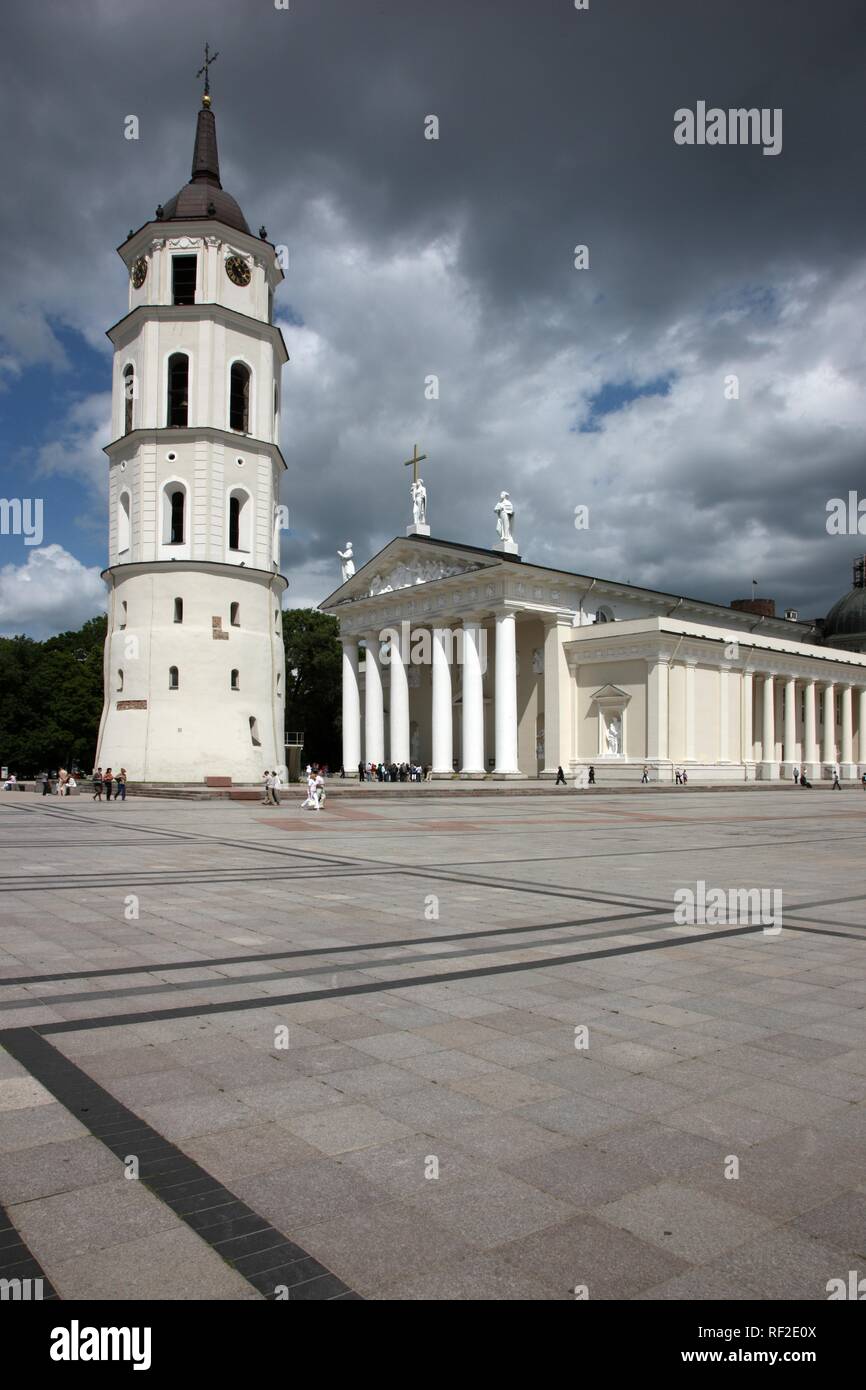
xmin=97 ymin=222 xmax=288 ymax=783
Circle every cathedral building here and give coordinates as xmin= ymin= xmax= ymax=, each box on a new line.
xmin=322 ymin=517 xmax=866 ymax=783
xmin=95 ymin=84 xmax=288 ymax=784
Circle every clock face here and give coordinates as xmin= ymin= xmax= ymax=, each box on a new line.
xmin=225 ymin=255 xmax=251 ymax=288
xmin=131 ymin=256 xmax=147 ymax=289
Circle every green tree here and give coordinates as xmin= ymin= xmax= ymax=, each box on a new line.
xmin=0 ymin=616 xmax=106 ymax=775
xmin=281 ymin=607 xmax=341 ymax=768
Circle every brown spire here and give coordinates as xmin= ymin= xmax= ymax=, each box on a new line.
xmin=190 ymin=103 xmax=222 ymax=188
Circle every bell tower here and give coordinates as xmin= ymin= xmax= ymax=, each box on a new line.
xmin=95 ymin=70 xmax=289 ymax=784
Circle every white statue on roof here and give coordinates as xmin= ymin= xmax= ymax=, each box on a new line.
xmin=495 ymin=491 xmax=515 ymax=542
xmin=337 ymin=542 xmax=355 ymax=582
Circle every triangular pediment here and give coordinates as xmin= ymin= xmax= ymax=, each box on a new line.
xmin=590 ymin=684 xmax=630 ymax=703
xmin=320 ymin=535 xmax=505 ymax=608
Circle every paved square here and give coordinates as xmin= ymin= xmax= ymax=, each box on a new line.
xmin=1 ymin=787 xmax=865 ymax=1300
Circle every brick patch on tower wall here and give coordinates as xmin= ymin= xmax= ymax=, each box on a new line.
xmin=116 ymin=700 xmax=148 ymax=711
xmin=212 ymin=616 xmax=229 ymax=640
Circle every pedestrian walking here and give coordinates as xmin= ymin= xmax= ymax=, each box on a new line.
xmin=555 ymin=766 xmax=566 ymax=785
xmin=116 ymin=768 xmax=127 ymax=802
xmin=104 ymin=768 xmax=114 ymax=801
xmin=832 ymin=767 xmax=842 ymax=790
xmin=272 ymin=770 xmax=282 ymax=806
xmin=92 ymin=767 xmax=103 ymax=800
xmin=587 ymin=765 xmax=595 ymax=785
xmin=41 ymin=771 xmax=51 ymax=796
xmin=315 ymin=771 xmax=325 ymax=810
xmin=641 ymin=766 xmax=649 ymax=784
xmin=793 ymin=766 xmax=800 ymax=785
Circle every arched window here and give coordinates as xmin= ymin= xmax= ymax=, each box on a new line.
xmin=230 ymin=602 xmax=240 ymax=626
xmin=117 ymin=669 xmax=124 ymax=692
xmin=227 ymin=489 xmax=251 ymax=552
xmin=249 ymin=716 xmax=261 ymax=746
xmin=231 ymin=669 xmax=239 ymax=690
xmin=167 ymin=353 xmax=189 ymax=428
xmin=174 ymin=597 xmax=183 ymax=623
xmin=229 ymin=362 xmax=251 ymax=433
xmin=118 ymin=491 xmax=131 ymax=554
xmin=169 ymin=666 xmax=179 ymax=690
xmin=123 ymin=364 xmax=135 ymax=434
xmin=169 ymin=490 xmax=185 ymax=545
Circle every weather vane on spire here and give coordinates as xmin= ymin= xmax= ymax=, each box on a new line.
xmin=197 ymin=43 xmax=219 ymax=104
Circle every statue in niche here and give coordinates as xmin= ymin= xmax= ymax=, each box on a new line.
xmin=605 ymin=713 xmax=622 ymax=756
xmin=532 ymin=647 xmax=544 ymax=674
xmin=494 ymin=490 xmax=515 ymax=542
xmin=337 ymin=542 xmax=355 ymax=582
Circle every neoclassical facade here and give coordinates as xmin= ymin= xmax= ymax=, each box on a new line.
xmin=322 ymin=534 xmax=866 ymax=782
xmin=95 ymin=91 xmax=288 ymax=783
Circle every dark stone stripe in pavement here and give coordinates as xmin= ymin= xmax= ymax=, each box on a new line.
xmin=0 ymin=905 xmax=665 ymax=987
xmin=27 ymin=921 xmax=775 ymax=1036
xmin=0 ymin=1029 xmax=359 ymax=1302
xmin=0 ymin=1200 xmax=60 ymax=1301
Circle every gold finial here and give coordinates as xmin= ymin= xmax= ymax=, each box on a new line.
xmin=202 ymin=93 xmax=211 ymax=108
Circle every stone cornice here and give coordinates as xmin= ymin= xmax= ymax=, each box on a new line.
xmin=106 ymin=301 xmax=289 ymax=365
xmin=103 ymin=425 xmax=287 ymax=472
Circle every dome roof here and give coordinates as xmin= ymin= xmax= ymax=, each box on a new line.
xmin=158 ymin=100 xmax=250 ymax=236
xmin=823 ymin=586 xmax=866 ymax=653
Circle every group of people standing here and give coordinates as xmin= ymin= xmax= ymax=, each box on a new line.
xmin=91 ymin=768 xmax=127 ymax=800
xmin=352 ymin=761 xmax=430 ymax=783
xmin=261 ymin=770 xmax=284 ymax=805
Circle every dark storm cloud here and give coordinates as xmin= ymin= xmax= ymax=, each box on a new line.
xmin=1 ymin=0 xmax=865 ymax=630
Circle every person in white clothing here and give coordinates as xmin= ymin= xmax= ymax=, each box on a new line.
xmin=271 ymin=771 xmax=282 ymax=807
xmin=314 ymin=771 xmax=325 ymax=810
xmin=301 ymin=774 xmax=317 ymax=809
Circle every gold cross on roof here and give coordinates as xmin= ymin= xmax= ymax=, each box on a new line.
xmin=403 ymin=444 xmax=427 ymax=484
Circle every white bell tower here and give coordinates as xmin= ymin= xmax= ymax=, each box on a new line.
xmin=95 ymin=79 xmax=288 ymax=784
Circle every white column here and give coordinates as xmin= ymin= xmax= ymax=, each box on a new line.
xmin=841 ymin=684 xmax=854 ymax=774
xmin=542 ymin=615 xmax=573 ymax=776
xmin=822 ymin=682 xmax=836 ymax=767
xmin=742 ymin=671 xmax=754 ymax=765
xmin=431 ymin=627 xmax=453 ymax=776
xmin=719 ymin=666 xmax=729 ymax=762
xmin=859 ymin=687 xmax=866 ymax=769
xmin=783 ymin=677 xmax=797 ymax=769
xmin=341 ymin=635 xmax=361 ymax=775
xmin=388 ymin=623 xmax=410 ymax=764
xmin=684 ymin=660 xmax=696 ymax=762
xmin=647 ymin=658 xmax=670 ymax=764
xmin=803 ymin=679 xmax=818 ymax=774
xmin=493 ymin=609 xmax=520 ymax=775
xmin=363 ymin=631 xmax=385 ymax=766
xmin=460 ymin=618 xmax=485 ymax=776
xmin=761 ymin=674 xmax=776 ymax=778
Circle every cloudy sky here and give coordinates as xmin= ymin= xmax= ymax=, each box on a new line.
xmin=1 ymin=0 xmax=865 ymax=637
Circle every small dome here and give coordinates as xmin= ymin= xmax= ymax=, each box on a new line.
xmin=158 ymin=102 xmax=250 ymax=236
xmin=823 ymin=587 xmax=866 ymax=653
xmin=161 ymin=183 xmax=249 ymax=235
